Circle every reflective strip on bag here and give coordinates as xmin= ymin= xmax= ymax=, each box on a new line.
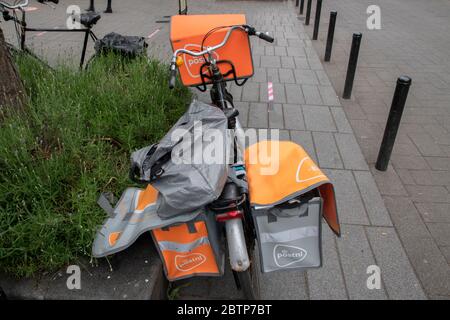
xmin=258 ymin=226 xmax=319 ymax=244
xmin=157 ymin=236 xmax=211 ymax=253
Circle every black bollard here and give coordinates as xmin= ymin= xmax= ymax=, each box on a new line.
xmin=324 ymin=11 xmax=337 ymax=61
xmin=305 ymin=0 xmax=312 ymax=25
xmin=87 ymin=0 xmax=95 ymax=12
xmin=312 ymin=0 xmax=322 ymax=40
xmin=179 ymin=0 xmax=188 ymax=15
xmin=105 ymin=0 xmax=112 ymax=13
xmin=343 ymin=33 xmax=362 ymax=99
xmin=296 ymin=0 xmax=299 ymax=7
xmin=375 ymin=77 xmax=412 ymax=171
xmin=300 ymin=0 xmax=305 ymax=14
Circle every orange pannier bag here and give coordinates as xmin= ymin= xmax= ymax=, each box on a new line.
xmin=151 ymin=212 xmax=224 ymax=281
xmin=170 ymin=14 xmax=254 ymax=87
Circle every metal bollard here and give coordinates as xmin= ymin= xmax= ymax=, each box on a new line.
xmin=343 ymin=33 xmax=362 ymax=99
xmin=305 ymin=0 xmax=312 ymax=25
xmin=375 ymin=77 xmax=412 ymax=171
xmin=324 ymin=11 xmax=337 ymax=61
xmin=87 ymin=0 xmax=95 ymax=12
xmin=296 ymin=0 xmax=299 ymax=7
xmin=312 ymin=0 xmax=323 ymax=40
xmin=105 ymin=0 xmax=112 ymax=13
xmin=300 ymin=0 xmax=305 ymax=14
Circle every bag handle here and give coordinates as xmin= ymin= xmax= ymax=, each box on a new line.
xmin=267 ymin=202 xmax=309 ymax=223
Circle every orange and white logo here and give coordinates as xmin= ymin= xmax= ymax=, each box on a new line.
xmin=296 ymin=157 xmax=326 ymax=183
xmin=183 ymin=44 xmax=219 ymax=79
xmin=175 ymin=253 xmax=207 ymax=272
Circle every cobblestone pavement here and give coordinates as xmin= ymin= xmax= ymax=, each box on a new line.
xmin=305 ymin=0 xmax=450 ymax=299
xmin=1 ymin=0 xmax=430 ymax=299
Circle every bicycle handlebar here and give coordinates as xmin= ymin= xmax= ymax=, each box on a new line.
xmin=0 ymin=0 xmax=58 ymax=10
xmin=169 ymin=24 xmax=274 ymax=89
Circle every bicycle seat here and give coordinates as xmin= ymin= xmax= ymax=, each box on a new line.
xmin=80 ymin=12 xmax=101 ymax=28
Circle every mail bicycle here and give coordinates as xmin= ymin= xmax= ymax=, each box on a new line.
xmin=167 ymin=17 xmax=274 ymax=299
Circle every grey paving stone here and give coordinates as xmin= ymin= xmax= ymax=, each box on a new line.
xmin=274 ymin=46 xmax=287 ymax=57
xmin=268 ymin=104 xmax=284 ymax=129
xmin=294 ymin=57 xmax=310 ymax=69
xmin=302 ymin=85 xmax=323 ymax=105
xmin=267 ymin=68 xmax=280 ymax=83
xmin=260 ymin=270 xmax=309 ymax=300
xmin=248 ymin=102 xmax=268 ymax=128
xmin=294 ymin=69 xmax=319 ymax=85
xmin=425 ymin=157 xmax=450 ymax=170
xmin=302 ymin=105 xmax=337 ymax=132
xmin=331 ymin=108 xmax=353 ymax=134
xmin=370 ymin=166 xmax=409 ymax=196
xmin=383 ymin=196 xmax=432 ymax=240
xmin=307 ymin=224 xmax=348 ymax=300
xmin=391 ymin=155 xmax=430 ymax=170
xmin=265 ymin=46 xmax=275 ymax=56
xmin=312 ymin=132 xmax=344 ymax=169
xmin=287 ymin=46 xmax=306 ymax=57
xmin=261 ymin=55 xmax=281 ymax=68
xmin=354 ymin=171 xmax=393 ymax=227
xmin=365 ymin=227 xmax=427 ymax=300
xmin=283 ymin=104 xmax=306 ymax=131
xmin=281 ymin=56 xmax=296 ymax=69
xmin=405 ymin=185 xmax=450 ymax=203
xmin=426 ymin=223 xmax=450 ymax=247
xmin=409 ymin=170 xmax=450 ymax=187
xmin=336 ymin=225 xmax=388 ymax=299
xmin=285 ymin=84 xmax=305 ymax=104
xmin=315 ymin=70 xmax=333 ymax=86
xmin=241 ymin=82 xmax=260 ymax=102
xmin=279 ymin=68 xmax=296 ymax=83
xmin=319 ymin=86 xmax=341 ymax=106
xmin=334 ymin=133 xmax=369 ymax=171
xmin=408 ymin=132 xmax=446 ymax=157
xmin=395 ymin=235 xmax=450 ymax=297
xmin=324 ymin=169 xmax=371 ymax=225
xmin=415 ymin=203 xmax=450 ymax=223
xmin=440 ymin=247 xmax=450 ymax=265
xmin=252 ymin=68 xmax=267 ymax=83
xmin=290 ymin=130 xmax=317 ymax=163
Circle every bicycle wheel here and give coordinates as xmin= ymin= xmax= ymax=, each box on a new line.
xmin=235 ymin=240 xmax=261 ymax=300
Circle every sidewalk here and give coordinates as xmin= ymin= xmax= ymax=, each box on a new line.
xmin=1 ymin=0 xmax=429 ymax=300
xmin=305 ymin=0 xmax=450 ymax=299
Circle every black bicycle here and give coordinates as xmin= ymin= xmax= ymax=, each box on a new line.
xmin=0 ymin=0 xmax=101 ymax=69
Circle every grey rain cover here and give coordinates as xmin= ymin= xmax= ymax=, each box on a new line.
xmin=92 ymin=187 xmax=202 ymax=257
xmin=130 ymin=100 xmax=230 ymax=219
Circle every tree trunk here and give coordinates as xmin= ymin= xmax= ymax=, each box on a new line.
xmin=0 ymin=26 xmax=25 ymax=112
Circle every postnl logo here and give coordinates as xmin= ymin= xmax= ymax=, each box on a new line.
xmin=273 ymin=245 xmax=307 ymax=268
xmin=175 ymin=253 xmax=206 ymax=271
xmin=183 ymin=44 xmax=219 ymax=78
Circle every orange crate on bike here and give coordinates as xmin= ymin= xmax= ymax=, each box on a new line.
xmin=170 ymin=14 xmax=254 ymax=87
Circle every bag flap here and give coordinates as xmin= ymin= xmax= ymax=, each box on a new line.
xmin=245 ymin=140 xmax=340 ymax=236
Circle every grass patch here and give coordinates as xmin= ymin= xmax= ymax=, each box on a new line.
xmin=0 ymin=53 xmax=191 ymax=277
